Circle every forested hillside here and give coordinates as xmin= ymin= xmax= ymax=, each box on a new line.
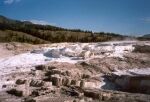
xmin=0 ymin=15 xmax=125 ymax=44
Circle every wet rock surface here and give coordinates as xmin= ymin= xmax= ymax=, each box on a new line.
xmin=105 ymin=71 xmax=150 ymax=94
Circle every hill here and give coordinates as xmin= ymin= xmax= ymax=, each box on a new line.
xmin=137 ymin=34 xmax=150 ymax=41
xmin=143 ymin=34 xmax=150 ymax=38
xmin=0 ymin=15 xmax=125 ymax=44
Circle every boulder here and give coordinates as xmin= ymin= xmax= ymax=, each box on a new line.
xmin=61 ymin=71 xmax=72 ymax=76
xmin=84 ymin=89 xmax=111 ymax=100
xmin=46 ymin=69 xmax=62 ymax=76
xmin=47 ymin=66 xmax=56 ymax=70
xmin=31 ymin=90 xmax=39 ymax=97
xmin=71 ymin=80 xmax=76 ymax=85
xmin=62 ymin=87 xmax=84 ymax=97
xmin=17 ymin=84 xmax=31 ymax=97
xmin=7 ymin=89 xmax=23 ymax=97
xmin=74 ymin=78 xmax=101 ymax=89
xmin=70 ymin=90 xmax=83 ymax=97
xmin=83 ymin=90 xmax=100 ymax=99
xmin=71 ymin=80 xmax=80 ymax=86
xmin=7 ymin=84 xmax=31 ymax=97
xmin=82 ymin=74 xmax=91 ymax=79
xmin=100 ymin=92 xmax=111 ymax=101
xmin=35 ymin=70 xmax=45 ymax=77
xmin=44 ymin=49 xmax=60 ymax=58
xmin=62 ymin=77 xmax=72 ymax=86
xmin=84 ymin=81 xmax=100 ymax=89
xmin=24 ymin=97 xmax=36 ymax=102
xmin=51 ymin=74 xmax=62 ymax=86
xmin=30 ymin=80 xmax=44 ymax=87
xmin=35 ymin=65 xmax=46 ymax=70
xmin=80 ymin=80 xmax=85 ymax=88
xmin=2 ymin=85 xmax=7 ymax=88
xmin=43 ymin=82 xmax=52 ymax=87
xmin=16 ymin=79 xmax=26 ymax=85
xmin=51 ymin=69 xmax=62 ymax=74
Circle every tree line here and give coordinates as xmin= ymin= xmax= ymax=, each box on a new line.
xmin=0 ymin=16 xmax=124 ymax=44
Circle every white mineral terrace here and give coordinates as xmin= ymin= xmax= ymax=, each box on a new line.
xmin=0 ymin=41 xmax=136 ymax=75
xmin=0 ymin=41 xmax=149 ymax=91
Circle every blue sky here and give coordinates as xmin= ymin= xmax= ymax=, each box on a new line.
xmin=0 ymin=0 xmax=150 ymax=35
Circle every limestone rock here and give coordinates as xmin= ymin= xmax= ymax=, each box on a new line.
xmin=44 ymin=49 xmax=60 ymax=58
xmin=84 ymin=81 xmax=100 ymax=89
xmin=7 ymin=89 xmax=23 ymax=97
xmin=43 ymin=82 xmax=52 ymax=88
xmin=71 ymin=80 xmax=80 ymax=87
xmin=24 ymin=97 xmax=36 ymax=102
xmin=61 ymin=71 xmax=72 ymax=76
xmin=7 ymin=84 xmax=31 ymax=97
xmin=51 ymin=74 xmax=62 ymax=86
xmin=47 ymin=66 xmax=56 ymax=70
xmin=16 ymin=79 xmax=26 ymax=85
xmin=82 ymin=74 xmax=91 ymax=79
xmin=30 ymin=80 xmax=44 ymax=87
xmin=100 ymin=92 xmax=111 ymax=101
xmin=51 ymin=69 xmax=62 ymax=75
xmin=62 ymin=77 xmax=71 ymax=86
xmin=35 ymin=65 xmax=46 ymax=70
xmin=17 ymin=85 xmax=31 ymax=97
xmin=31 ymin=90 xmax=39 ymax=97
xmin=83 ymin=90 xmax=99 ymax=99
xmin=80 ymin=80 xmax=85 ymax=88
xmin=35 ymin=70 xmax=45 ymax=77
xmin=46 ymin=69 xmax=62 ymax=76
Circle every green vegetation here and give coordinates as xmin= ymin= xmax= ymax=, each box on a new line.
xmin=0 ymin=15 xmax=125 ymax=44
xmin=0 ymin=30 xmax=47 ymax=44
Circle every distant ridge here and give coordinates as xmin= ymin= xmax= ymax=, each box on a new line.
xmin=0 ymin=15 xmax=126 ymax=44
xmin=143 ymin=34 xmax=150 ymax=38
xmin=137 ymin=34 xmax=150 ymax=41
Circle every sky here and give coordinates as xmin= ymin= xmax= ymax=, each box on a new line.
xmin=0 ymin=0 xmax=150 ymax=35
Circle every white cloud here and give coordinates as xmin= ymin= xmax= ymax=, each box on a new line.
xmin=29 ymin=20 xmax=50 ymax=25
xmin=4 ymin=0 xmax=21 ymax=4
xmin=27 ymin=20 xmax=56 ymax=26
